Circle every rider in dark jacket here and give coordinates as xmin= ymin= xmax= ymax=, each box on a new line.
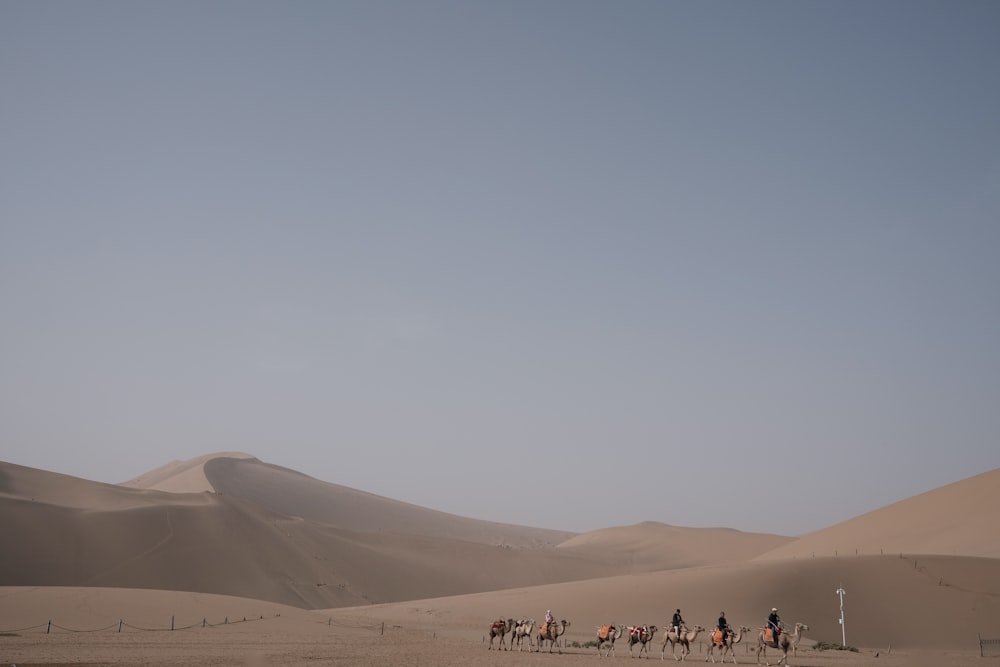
xmin=767 ymin=608 xmax=781 ymax=644
xmin=672 ymin=609 xmax=685 ymax=636
xmin=717 ymin=612 xmax=730 ymax=644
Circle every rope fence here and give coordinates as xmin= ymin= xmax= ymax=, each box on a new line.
xmin=0 ymin=612 xmax=384 ymax=636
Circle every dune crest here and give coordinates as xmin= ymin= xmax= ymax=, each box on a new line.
xmin=120 ymin=451 xmax=255 ymax=494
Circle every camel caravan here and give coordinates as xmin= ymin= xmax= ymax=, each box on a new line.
xmin=485 ymin=611 xmax=809 ymax=662
xmin=485 ymin=616 xmax=570 ymax=653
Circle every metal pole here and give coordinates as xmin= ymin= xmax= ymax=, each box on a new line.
xmin=836 ymin=585 xmax=847 ymax=646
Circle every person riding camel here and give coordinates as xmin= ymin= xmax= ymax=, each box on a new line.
xmin=767 ymin=607 xmax=782 ymax=646
xmin=544 ymin=609 xmax=555 ymax=634
xmin=717 ymin=611 xmax=731 ymax=645
xmin=671 ymin=609 xmax=685 ymax=636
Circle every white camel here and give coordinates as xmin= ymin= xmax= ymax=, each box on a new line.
xmin=513 ymin=619 xmax=534 ymax=651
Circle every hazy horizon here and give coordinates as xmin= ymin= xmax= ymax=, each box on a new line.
xmin=3 ymin=1 xmax=998 ymax=536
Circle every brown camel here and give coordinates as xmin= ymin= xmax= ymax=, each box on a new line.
xmin=755 ymin=622 xmax=809 ymax=666
xmin=626 ymin=624 xmax=659 ymax=658
xmin=487 ymin=617 xmax=513 ymax=650
xmin=661 ymin=624 xmax=705 ymax=661
xmin=706 ymin=626 xmax=750 ymax=664
xmin=536 ymin=619 xmax=570 ymax=653
xmin=596 ymin=624 xmax=624 ymax=657
xmin=512 ymin=619 xmax=534 ymax=651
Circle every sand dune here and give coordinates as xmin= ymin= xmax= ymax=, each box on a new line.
xmin=756 ymin=467 xmax=1000 ymax=560
xmin=558 ymin=521 xmax=793 ymax=568
xmin=4 ymin=456 xmax=788 ymax=609
xmin=2 ymin=453 xmax=999 ymax=664
xmin=120 ymin=451 xmax=255 ymax=493
xmin=200 ymin=456 xmax=575 ymax=548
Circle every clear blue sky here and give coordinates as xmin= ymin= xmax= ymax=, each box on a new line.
xmin=2 ymin=1 xmax=998 ymax=536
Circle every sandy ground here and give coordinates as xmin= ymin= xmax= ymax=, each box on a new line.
xmin=1 ymin=612 xmax=994 ymax=667
xmin=2 ymin=587 xmax=997 ymax=667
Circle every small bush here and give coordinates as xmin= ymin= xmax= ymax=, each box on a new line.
xmin=813 ymin=641 xmax=859 ymax=652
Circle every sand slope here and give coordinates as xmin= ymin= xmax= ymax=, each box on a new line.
xmin=200 ymin=456 xmax=574 ymax=548
xmin=756 ymin=467 xmax=1000 ymax=561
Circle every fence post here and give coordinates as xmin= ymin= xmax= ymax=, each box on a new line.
xmin=47 ymin=620 xmax=51 ymax=634
xmin=171 ymin=615 xmax=175 ymax=631
xmin=118 ymin=619 xmax=123 ymax=633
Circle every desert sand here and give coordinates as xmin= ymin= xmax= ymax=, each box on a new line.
xmin=2 ymin=455 xmax=999 ymax=666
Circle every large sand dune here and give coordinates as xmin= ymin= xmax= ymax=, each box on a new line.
xmin=2 ymin=454 xmax=999 ymax=665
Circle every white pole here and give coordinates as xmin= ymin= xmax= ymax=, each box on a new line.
xmin=836 ymin=585 xmax=847 ymax=646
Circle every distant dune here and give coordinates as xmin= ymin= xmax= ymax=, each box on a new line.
xmin=2 ymin=453 xmax=999 ymax=656
xmin=558 ymin=521 xmax=792 ymax=569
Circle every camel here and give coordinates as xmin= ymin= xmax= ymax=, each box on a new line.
xmin=487 ymin=617 xmax=513 ymax=650
xmin=596 ymin=624 xmax=624 ymax=657
xmin=755 ymin=622 xmax=809 ymax=666
xmin=536 ymin=619 xmax=570 ymax=653
xmin=661 ymin=624 xmax=705 ymax=661
xmin=627 ymin=624 xmax=659 ymax=658
xmin=512 ymin=619 xmax=534 ymax=651
xmin=706 ymin=626 xmax=751 ymax=664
